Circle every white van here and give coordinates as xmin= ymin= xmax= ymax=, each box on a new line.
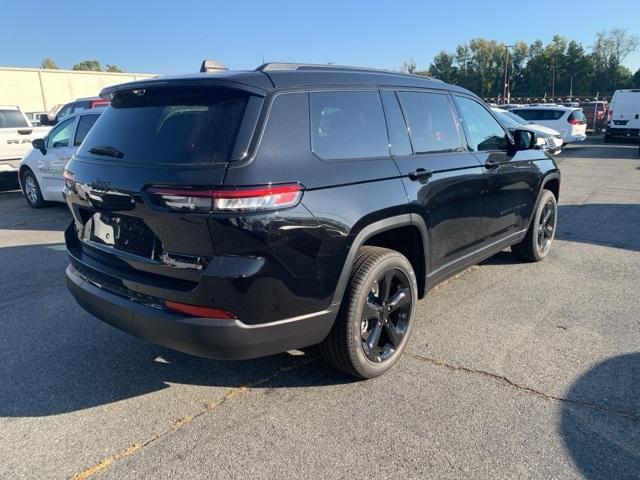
xmin=604 ymin=89 xmax=640 ymax=142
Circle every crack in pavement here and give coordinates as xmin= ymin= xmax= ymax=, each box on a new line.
xmin=69 ymin=358 xmax=315 ymax=480
xmin=405 ymin=352 xmax=639 ymax=422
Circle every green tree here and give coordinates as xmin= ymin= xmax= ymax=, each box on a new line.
xmin=592 ymin=28 xmax=640 ymax=92
xmin=41 ymin=57 xmax=59 ymax=69
xmin=633 ymin=68 xmax=640 ymax=88
xmin=428 ymin=51 xmax=457 ymax=83
xmin=105 ymin=64 xmax=123 ymax=73
xmin=72 ymin=60 xmax=102 ymax=71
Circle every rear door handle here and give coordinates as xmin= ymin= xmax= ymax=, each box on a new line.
xmin=485 ymin=159 xmax=500 ymax=170
xmin=408 ymin=168 xmax=433 ymax=182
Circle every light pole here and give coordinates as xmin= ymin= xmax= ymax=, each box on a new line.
xmin=503 ymin=45 xmax=514 ymax=104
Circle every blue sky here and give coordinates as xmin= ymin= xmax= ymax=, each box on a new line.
xmin=2 ymin=0 xmax=639 ymax=75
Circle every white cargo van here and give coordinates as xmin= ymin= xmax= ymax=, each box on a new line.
xmin=604 ymin=89 xmax=640 ymax=142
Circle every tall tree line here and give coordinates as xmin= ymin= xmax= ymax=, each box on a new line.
xmin=413 ymin=28 xmax=640 ymax=98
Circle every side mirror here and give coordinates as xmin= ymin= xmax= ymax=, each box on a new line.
xmin=32 ymin=138 xmax=46 ymax=155
xmin=511 ymin=129 xmax=536 ymax=151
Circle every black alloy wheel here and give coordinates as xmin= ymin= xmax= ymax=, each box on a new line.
xmin=537 ymin=198 xmax=556 ymax=254
xmin=360 ymin=268 xmax=412 ymax=362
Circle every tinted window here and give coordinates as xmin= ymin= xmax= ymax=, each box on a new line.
xmin=56 ymin=103 xmax=74 ymax=121
xmin=78 ymin=87 xmax=249 ymax=164
xmin=310 ymin=91 xmax=389 ymax=160
xmin=455 ymin=96 xmax=508 ymax=152
xmin=47 ymin=118 xmax=75 ymax=148
xmin=0 ymin=109 xmax=28 ymax=128
xmin=494 ymin=111 xmax=521 ymax=129
xmin=73 ymin=114 xmax=100 ymax=146
xmin=513 ymin=109 xmax=531 ymax=120
xmin=397 ymin=92 xmax=462 ymax=154
xmin=501 ymin=110 xmax=527 ymax=125
xmin=380 ymin=90 xmax=412 ymax=156
xmin=526 ymin=109 xmax=565 ymax=121
xmin=569 ymin=110 xmax=586 ymax=123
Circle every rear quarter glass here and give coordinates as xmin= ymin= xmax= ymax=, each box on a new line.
xmin=77 ymin=87 xmax=253 ymax=165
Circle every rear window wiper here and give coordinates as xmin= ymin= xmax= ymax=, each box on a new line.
xmin=88 ymin=145 xmax=124 ymax=158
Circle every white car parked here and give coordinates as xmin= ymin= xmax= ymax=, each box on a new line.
xmin=509 ymin=106 xmax=587 ymax=144
xmin=19 ymin=108 xmax=104 ymax=207
xmin=491 ymin=108 xmax=564 ymax=155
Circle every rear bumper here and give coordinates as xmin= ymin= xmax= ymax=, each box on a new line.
xmin=606 ymin=127 xmax=639 ymax=138
xmin=66 ymin=264 xmax=337 ymax=360
xmin=0 ymin=159 xmax=20 ymax=173
xmin=565 ymin=133 xmax=586 ymax=143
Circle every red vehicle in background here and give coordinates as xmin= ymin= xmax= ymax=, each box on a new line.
xmin=581 ymin=101 xmax=608 ymax=134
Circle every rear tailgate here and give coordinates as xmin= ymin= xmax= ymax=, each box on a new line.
xmin=64 ymin=85 xmax=261 ymax=304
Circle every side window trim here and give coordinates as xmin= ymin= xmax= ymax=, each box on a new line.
xmin=308 ymin=89 xmax=392 ymax=162
xmin=391 ymin=88 xmax=467 ymax=157
xmin=452 ymin=94 xmax=512 ymax=153
xmin=73 ymin=114 xmax=100 ymax=146
xmin=46 ymin=117 xmax=76 ymax=148
xmin=379 ymin=89 xmax=413 ymax=156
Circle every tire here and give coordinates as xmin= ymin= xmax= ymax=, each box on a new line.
xmin=512 ymin=189 xmax=557 ymax=262
xmin=319 ymin=246 xmax=417 ymax=379
xmin=21 ymin=169 xmax=46 ymax=208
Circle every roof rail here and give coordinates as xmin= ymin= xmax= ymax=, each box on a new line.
xmin=255 ymin=62 xmax=443 ymax=82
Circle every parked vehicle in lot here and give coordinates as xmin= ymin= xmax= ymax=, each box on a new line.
xmin=604 ymin=89 xmax=640 ymax=142
xmin=0 ymin=106 xmax=51 ymax=173
xmin=492 ymin=108 xmax=563 ymax=155
xmin=40 ymin=97 xmax=109 ymax=126
xmin=581 ymin=101 xmax=608 ymax=133
xmin=510 ymin=106 xmax=587 ymax=144
xmin=63 ymin=62 xmax=560 ymax=378
xmin=19 ymin=108 xmax=104 ymax=207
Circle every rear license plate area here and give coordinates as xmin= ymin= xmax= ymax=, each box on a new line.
xmin=84 ymin=213 xmax=160 ymax=259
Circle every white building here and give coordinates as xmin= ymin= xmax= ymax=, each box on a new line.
xmin=0 ymin=66 xmax=156 ymax=113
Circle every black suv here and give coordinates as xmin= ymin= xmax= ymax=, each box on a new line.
xmin=64 ymin=63 xmax=560 ymax=378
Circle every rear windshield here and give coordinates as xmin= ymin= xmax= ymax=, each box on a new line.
xmin=569 ymin=110 xmax=586 ymax=123
xmin=0 ymin=109 xmax=28 ymax=128
xmin=78 ymin=87 xmax=250 ymax=164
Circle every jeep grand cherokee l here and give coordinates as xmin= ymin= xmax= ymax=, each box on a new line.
xmin=64 ymin=62 xmax=560 ymax=379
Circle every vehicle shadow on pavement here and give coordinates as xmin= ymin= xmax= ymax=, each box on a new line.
xmin=0 ymin=244 xmax=351 ymax=418
xmin=0 ymin=192 xmax=70 ymax=232
xmin=556 ymin=204 xmax=640 ymax=252
xmin=559 ymin=140 xmax=639 ymax=161
xmin=559 ymin=353 xmax=640 ymax=479
xmin=0 ymin=173 xmax=20 ymax=192
xmin=481 ymin=203 xmax=640 ymax=267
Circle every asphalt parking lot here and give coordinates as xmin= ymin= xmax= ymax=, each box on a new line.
xmin=1 ymin=138 xmax=638 ymax=479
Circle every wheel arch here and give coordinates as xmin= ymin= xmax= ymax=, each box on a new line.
xmin=330 ymin=214 xmax=429 ymax=306
xmin=18 ymin=164 xmax=33 ymax=192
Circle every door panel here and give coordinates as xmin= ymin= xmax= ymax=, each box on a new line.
xmin=384 ymin=89 xmax=485 ymax=277
xmin=473 ymin=149 xmax=538 ymax=243
xmin=453 ymin=95 xmax=538 ymax=248
xmin=397 ymin=153 xmax=485 ymax=275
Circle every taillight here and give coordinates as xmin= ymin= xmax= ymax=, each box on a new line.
xmin=89 ymin=100 xmax=109 ymax=108
xmin=147 ymin=183 xmax=304 ymax=213
xmin=165 ymin=300 xmax=236 ymax=319
xmin=568 ymin=119 xmax=581 ymax=125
